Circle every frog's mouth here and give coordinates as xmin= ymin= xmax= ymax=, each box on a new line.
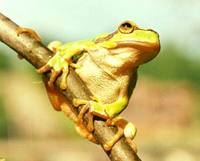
xmin=116 ymin=40 xmax=160 ymax=54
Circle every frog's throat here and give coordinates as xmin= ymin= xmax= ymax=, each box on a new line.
xmin=90 ymin=96 xmax=128 ymax=118
xmin=116 ymin=40 xmax=160 ymax=53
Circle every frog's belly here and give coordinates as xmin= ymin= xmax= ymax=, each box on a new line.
xmin=75 ymin=54 xmax=120 ymax=104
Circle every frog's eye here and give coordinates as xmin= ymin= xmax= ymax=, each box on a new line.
xmin=118 ymin=21 xmax=137 ymax=34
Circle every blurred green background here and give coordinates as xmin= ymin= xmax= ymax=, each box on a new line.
xmin=0 ymin=0 xmax=200 ymax=161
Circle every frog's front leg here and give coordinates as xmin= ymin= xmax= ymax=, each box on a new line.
xmin=60 ymin=103 xmax=97 ymax=143
xmin=37 ymin=41 xmax=69 ymax=89
xmin=37 ymin=55 xmax=69 ymax=89
xmin=37 ymin=41 xmax=93 ymax=90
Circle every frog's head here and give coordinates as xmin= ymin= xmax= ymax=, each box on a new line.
xmin=95 ymin=20 xmax=160 ymax=68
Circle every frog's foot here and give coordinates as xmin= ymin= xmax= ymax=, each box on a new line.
xmin=78 ymin=105 xmax=94 ymax=132
xmin=16 ymin=27 xmax=41 ymax=41
xmin=60 ymin=102 xmax=97 ymax=144
xmin=76 ymin=109 xmax=96 ymax=143
xmin=37 ymin=58 xmax=70 ymax=90
xmin=38 ymin=66 xmax=61 ymax=89
xmin=73 ymin=99 xmax=94 ymax=132
xmin=37 ymin=55 xmax=81 ymax=90
xmin=103 ymin=117 xmax=137 ymax=152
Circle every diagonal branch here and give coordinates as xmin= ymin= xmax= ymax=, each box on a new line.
xmin=0 ymin=12 xmax=141 ymax=161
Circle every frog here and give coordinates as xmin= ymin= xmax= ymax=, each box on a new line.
xmin=33 ymin=20 xmax=160 ymax=151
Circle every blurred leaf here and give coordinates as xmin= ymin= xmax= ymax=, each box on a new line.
xmin=0 ymin=50 xmax=11 ymax=70
xmin=0 ymin=97 xmax=8 ymax=138
xmin=140 ymin=43 xmax=200 ymax=89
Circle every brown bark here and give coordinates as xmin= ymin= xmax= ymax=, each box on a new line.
xmin=0 ymin=12 xmax=141 ymax=161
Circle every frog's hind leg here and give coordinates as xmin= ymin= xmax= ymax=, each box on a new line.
xmin=103 ymin=117 xmax=137 ymax=152
xmin=75 ymin=123 xmax=97 ymax=144
xmin=60 ymin=103 xmax=97 ymax=144
xmin=44 ymin=81 xmax=97 ymax=143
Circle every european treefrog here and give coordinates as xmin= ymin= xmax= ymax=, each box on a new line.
xmin=37 ymin=20 xmax=160 ymax=151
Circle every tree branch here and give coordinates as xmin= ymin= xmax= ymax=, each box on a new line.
xmin=0 ymin=12 xmax=141 ymax=161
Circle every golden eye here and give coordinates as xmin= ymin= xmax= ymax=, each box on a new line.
xmin=118 ymin=21 xmax=137 ymax=34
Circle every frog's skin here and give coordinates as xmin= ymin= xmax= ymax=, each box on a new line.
xmin=37 ymin=20 xmax=160 ymax=151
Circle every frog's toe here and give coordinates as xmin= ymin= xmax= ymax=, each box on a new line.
xmin=103 ymin=127 xmax=124 ymax=151
xmin=73 ymin=98 xmax=89 ymax=107
xmin=77 ymin=105 xmax=89 ymax=123
xmin=124 ymin=122 xmax=137 ymax=153
xmin=86 ymin=112 xmax=94 ymax=132
xmin=48 ymin=69 xmax=61 ymax=88
xmin=103 ymin=117 xmax=137 ymax=152
xmin=47 ymin=41 xmax=62 ymax=53
xmin=37 ymin=64 xmax=51 ymax=74
xmin=126 ymin=138 xmax=137 ymax=153
xmin=60 ymin=67 xmax=69 ymax=90
xmin=17 ymin=27 xmax=41 ymax=42
xmin=124 ymin=122 xmax=137 ymax=140
xmin=103 ymin=143 xmax=112 ymax=151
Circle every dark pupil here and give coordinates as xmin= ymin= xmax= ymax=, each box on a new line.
xmin=122 ymin=23 xmax=132 ymax=28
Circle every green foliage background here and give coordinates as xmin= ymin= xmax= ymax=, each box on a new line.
xmin=141 ymin=43 xmax=200 ymax=90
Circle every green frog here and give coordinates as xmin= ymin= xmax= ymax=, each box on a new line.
xmin=36 ymin=20 xmax=160 ymax=151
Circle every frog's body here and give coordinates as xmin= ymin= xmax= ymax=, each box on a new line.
xmin=37 ymin=21 xmax=160 ymax=151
